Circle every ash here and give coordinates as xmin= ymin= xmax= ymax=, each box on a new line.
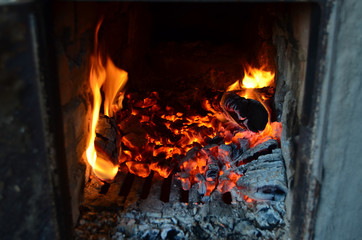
xmin=75 ymin=192 xmax=287 ymax=240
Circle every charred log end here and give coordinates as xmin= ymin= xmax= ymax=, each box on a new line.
xmin=236 ymin=148 xmax=287 ymax=201
xmin=245 ymin=98 xmax=269 ymax=132
xmin=221 ymin=91 xmax=268 ymax=132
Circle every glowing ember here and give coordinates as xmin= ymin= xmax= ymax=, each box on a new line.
xmin=244 ymin=195 xmax=254 ymax=203
xmin=114 ymin=62 xmax=281 ymax=186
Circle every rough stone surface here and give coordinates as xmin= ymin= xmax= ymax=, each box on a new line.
xmin=314 ymin=0 xmax=362 ymax=239
xmin=0 ymin=4 xmax=59 ymax=240
xmin=53 ymin=1 xmax=99 ymax=224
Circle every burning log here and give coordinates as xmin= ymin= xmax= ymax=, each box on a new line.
xmin=220 ymin=91 xmax=268 ymax=132
xmin=94 ymin=114 xmax=119 ymax=165
xmin=235 ymin=148 xmax=287 ymax=201
xmin=206 ymin=90 xmax=268 ymax=132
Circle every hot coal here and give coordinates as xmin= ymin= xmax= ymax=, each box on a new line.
xmin=206 ymin=156 xmax=219 ymax=181
xmin=114 ymin=87 xmax=282 ymax=183
xmin=205 ymin=164 xmax=219 ymax=181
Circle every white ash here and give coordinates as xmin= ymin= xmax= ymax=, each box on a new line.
xmin=108 ymin=196 xmax=286 ymax=240
xmin=75 ymin=193 xmax=287 ymax=240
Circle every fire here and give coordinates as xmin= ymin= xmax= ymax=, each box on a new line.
xmin=242 ymin=65 xmax=275 ymax=89
xmin=102 ymin=58 xmax=128 ymax=117
xmin=172 ymin=64 xmax=281 ymax=199
xmin=84 ymin=20 xmax=281 ymax=202
xmin=227 ymin=64 xmax=275 ymax=100
xmin=85 ymin=20 xmax=128 ymax=181
xmin=114 ymin=63 xmax=280 ymax=183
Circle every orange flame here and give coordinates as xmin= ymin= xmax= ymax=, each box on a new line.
xmin=85 ymin=20 xmax=128 ymax=181
xmin=242 ymin=65 xmax=275 ymax=89
xmin=102 ymin=59 xmax=128 ymax=117
xmin=227 ymin=64 xmax=275 ymax=99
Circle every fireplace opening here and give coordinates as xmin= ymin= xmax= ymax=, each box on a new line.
xmin=52 ymin=2 xmax=317 ymax=239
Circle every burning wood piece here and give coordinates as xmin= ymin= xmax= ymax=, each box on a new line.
xmin=220 ymin=91 xmax=268 ymax=132
xmin=235 ymin=148 xmax=287 ymax=201
xmin=94 ymin=113 xmax=119 ymax=165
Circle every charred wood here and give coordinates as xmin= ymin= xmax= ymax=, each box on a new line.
xmin=189 ymin=183 xmax=201 ymax=203
xmin=231 ymin=139 xmax=278 ymax=166
xmin=94 ymin=114 xmax=119 ymax=165
xmin=221 ymin=91 xmax=268 ymax=132
xmin=205 ymin=156 xmax=219 ymax=181
xmin=207 ymin=91 xmax=268 ymax=132
xmin=169 ymin=175 xmax=183 ymax=203
xmin=236 ymin=148 xmax=287 ymax=201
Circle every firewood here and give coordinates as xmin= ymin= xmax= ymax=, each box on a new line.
xmin=206 ymin=90 xmax=268 ymax=132
xmin=220 ymin=91 xmax=268 ymax=132
xmin=231 ymin=139 xmax=278 ymax=166
xmin=94 ymin=114 xmax=119 ymax=165
xmin=235 ymin=148 xmax=287 ymax=201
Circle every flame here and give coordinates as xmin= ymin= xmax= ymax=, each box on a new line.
xmin=102 ymin=58 xmax=128 ymax=117
xmin=171 ymin=63 xmax=280 ymax=199
xmin=82 ymin=18 xmax=281 ymax=205
xmin=85 ymin=20 xmax=128 ymax=181
xmin=227 ymin=65 xmax=275 ymax=100
xmin=242 ymin=65 xmax=275 ymax=89
xmin=226 ymin=80 xmax=241 ymax=92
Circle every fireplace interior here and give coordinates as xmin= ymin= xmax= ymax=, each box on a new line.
xmin=7 ymin=0 xmax=362 ymax=240
xmin=48 ymin=2 xmax=317 ymax=239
